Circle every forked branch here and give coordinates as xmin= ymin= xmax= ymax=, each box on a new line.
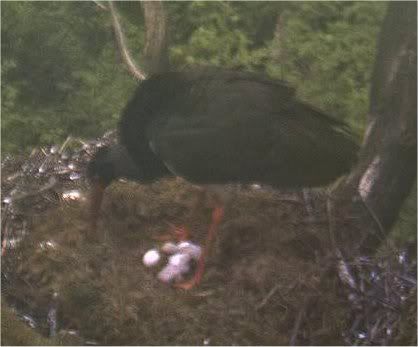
xmin=108 ymin=1 xmax=146 ymax=80
xmin=107 ymin=1 xmax=169 ymax=80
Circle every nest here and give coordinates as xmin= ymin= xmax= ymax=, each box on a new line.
xmin=1 ymin=133 xmax=416 ymax=345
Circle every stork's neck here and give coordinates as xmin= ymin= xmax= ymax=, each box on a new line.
xmin=108 ymin=144 xmax=142 ymax=181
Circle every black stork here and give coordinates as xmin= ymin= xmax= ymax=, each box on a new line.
xmin=87 ymin=67 xmax=359 ymax=289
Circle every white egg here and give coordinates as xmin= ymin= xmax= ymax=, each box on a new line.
xmin=177 ymin=241 xmax=193 ymax=249
xmin=157 ymin=267 xmax=174 ymax=283
xmin=142 ymin=249 xmax=161 ymax=267
xmin=157 ymin=263 xmax=189 ymax=283
xmin=168 ymin=253 xmax=191 ymax=267
xmin=178 ymin=241 xmax=202 ymax=260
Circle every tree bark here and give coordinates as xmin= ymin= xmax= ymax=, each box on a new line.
xmin=141 ymin=1 xmax=170 ymax=75
xmin=329 ymin=1 xmax=417 ymax=256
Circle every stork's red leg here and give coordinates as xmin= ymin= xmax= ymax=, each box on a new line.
xmin=88 ymin=179 xmax=106 ymax=241
xmin=154 ymin=188 xmax=206 ymax=243
xmin=175 ymin=206 xmax=224 ymax=290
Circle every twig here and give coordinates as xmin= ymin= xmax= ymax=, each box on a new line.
xmin=58 ymin=136 xmax=73 ymax=154
xmin=1 ymin=228 xmax=9 ymax=257
xmin=2 ymin=206 xmax=11 ymax=256
xmin=256 ymin=283 xmax=282 ymax=311
xmin=275 ymin=197 xmax=304 ymax=204
xmin=296 ymin=216 xmax=361 ymax=226
xmin=6 ymin=177 xmax=58 ymax=203
xmin=358 ymin=192 xmax=386 ymax=240
xmin=326 ymin=195 xmax=337 ymax=250
xmin=289 ymin=297 xmax=308 ymax=346
xmin=92 ymin=0 xmax=107 ymax=11
xmin=256 ymin=281 xmax=297 ymax=311
xmin=369 ymin=316 xmax=382 ymax=342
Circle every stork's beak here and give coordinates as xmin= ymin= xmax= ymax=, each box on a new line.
xmin=89 ymin=178 xmax=107 ymax=233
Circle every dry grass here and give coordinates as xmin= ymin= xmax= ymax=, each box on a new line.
xmin=2 ymin=178 xmax=415 ymax=345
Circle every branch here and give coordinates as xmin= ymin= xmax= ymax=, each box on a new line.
xmin=271 ymin=12 xmax=286 ymax=79
xmin=108 ymin=1 xmax=146 ymax=81
xmin=92 ymin=0 xmax=107 ymax=11
xmin=331 ymin=2 xmax=417 ymax=255
xmin=141 ymin=1 xmax=170 ymax=74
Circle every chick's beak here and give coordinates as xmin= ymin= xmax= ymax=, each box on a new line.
xmin=90 ymin=178 xmax=107 ymax=232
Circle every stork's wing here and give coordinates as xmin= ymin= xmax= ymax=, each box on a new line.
xmin=147 ymin=73 xmax=358 ymax=187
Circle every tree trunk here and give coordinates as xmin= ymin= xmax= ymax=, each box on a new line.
xmin=329 ymin=1 xmax=417 ymax=256
xmin=141 ymin=1 xmax=170 ymax=75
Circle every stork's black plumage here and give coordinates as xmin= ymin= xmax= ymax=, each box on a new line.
xmin=88 ymin=69 xmax=358 ymax=187
xmin=87 ymin=68 xmax=359 ymax=289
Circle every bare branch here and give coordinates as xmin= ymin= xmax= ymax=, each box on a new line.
xmin=108 ymin=1 xmax=147 ymax=81
xmin=289 ymin=297 xmax=308 ymax=346
xmin=92 ymin=0 xmax=107 ymax=11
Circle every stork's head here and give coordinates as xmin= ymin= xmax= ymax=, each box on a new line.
xmin=87 ymin=144 xmax=140 ymax=231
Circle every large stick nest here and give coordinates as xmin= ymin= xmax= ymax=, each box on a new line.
xmin=1 ymin=133 xmax=416 ymax=345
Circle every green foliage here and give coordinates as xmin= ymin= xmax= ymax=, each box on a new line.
xmin=168 ymin=1 xmax=278 ymax=69
xmin=1 ymin=1 xmax=137 ymax=154
xmin=2 ymin=1 xmax=387 ymax=155
xmin=269 ymin=2 xmax=387 ymax=136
